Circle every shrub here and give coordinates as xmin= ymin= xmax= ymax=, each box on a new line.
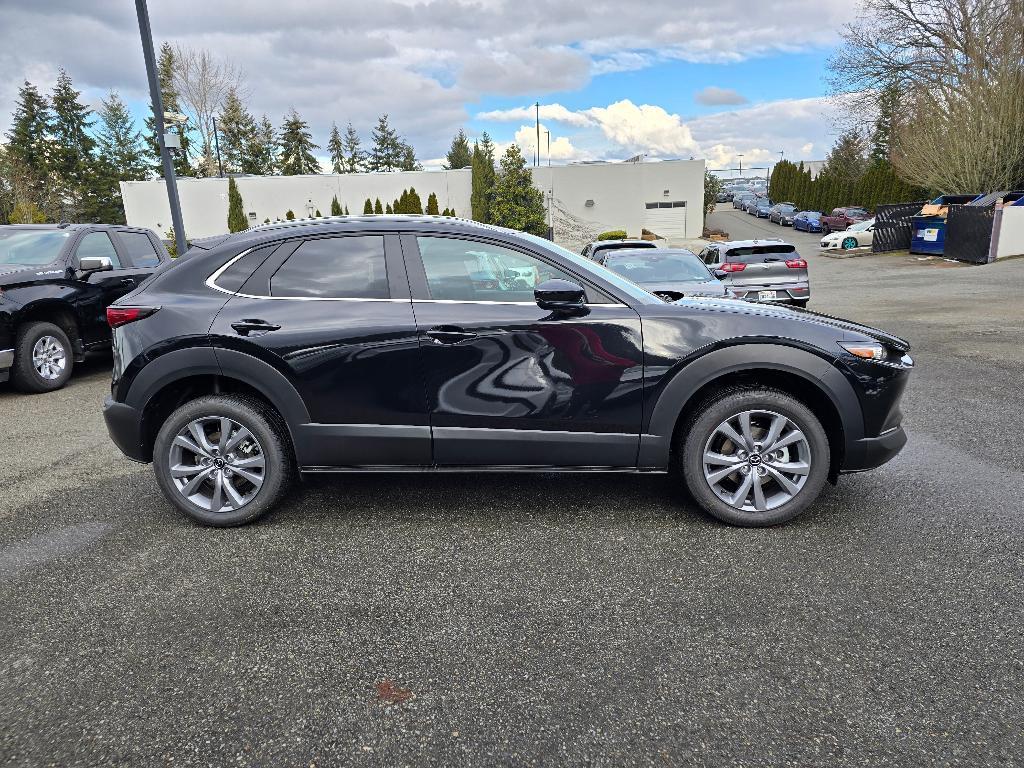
xmin=597 ymin=230 xmax=627 ymax=241
xmin=285 ymin=209 xmax=295 ymax=220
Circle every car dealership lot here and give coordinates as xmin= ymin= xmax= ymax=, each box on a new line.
xmin=1 ymin=252 xmax=1023 ymax=765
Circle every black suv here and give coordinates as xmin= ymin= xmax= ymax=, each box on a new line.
xmin=0 ymin=224 xmax=170 ymax=392
xmin=103 ymin=217 xmax=913 ymax=528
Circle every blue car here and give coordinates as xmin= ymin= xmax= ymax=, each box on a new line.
xmin=792 ymin=211 xmax=824 ymax=233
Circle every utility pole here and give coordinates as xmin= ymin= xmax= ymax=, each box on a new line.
xmin=135 ymin=0 xmax=186 ymax=257
xmin=213 ymin=116 xmax=224 ymax=177
xmin=545 ymin=130 xmax=552 ymax=240
xmin=535 ymin=101 xmax=540 ymax=167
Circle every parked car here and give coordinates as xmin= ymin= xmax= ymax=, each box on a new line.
xmin=698 ymin=239 xmax=810 ymax=307
xmin=768 ymin=204 xmax=797 ymax=226
xmin=792 ymin=211 xmax=824 ymax=233
xmin=102 ymin=217 xmax=911 ymax=528
xmin=820 ymin=207 xmax=870 ymax=234
xmin=716 ymin=190 xmax=733 ymax=203
xmin=596 ymin=248 xmax=734 ymax=302
xmin=733 ymin=193 xmax=755 ymax=210
xmin=820 ymin=218 xmax=875 ymax=250
xmin=580 ymin=238 xmax=658 ymax=261
xmin=753 ymin=199 xmax=774 ymax=218
xmin=0 ymin=223 xmax=170 ymax=393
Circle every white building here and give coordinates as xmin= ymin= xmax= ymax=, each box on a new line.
xmin=120 ymin=159 xmax=705 ymax=251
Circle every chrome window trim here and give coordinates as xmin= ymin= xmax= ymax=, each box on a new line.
xmin=205 ymin=247 xmax=408 ymax=303
xmin=414 ymin=299 xmax=628 ymax=308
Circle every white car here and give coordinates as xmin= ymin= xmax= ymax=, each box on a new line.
xmin=821 ymin=218 xmax=875 ymax=250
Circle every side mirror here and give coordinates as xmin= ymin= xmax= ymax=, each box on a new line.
xmin=79 ymin=256 xmax=113 ymax=274
xmin=535 ymin=278 xmax=586 ymax=314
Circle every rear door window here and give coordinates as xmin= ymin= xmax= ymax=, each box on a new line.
xmin=119 ymin=231 xmax=162 ymax=267
xmin=76 ymin=231 xmax=122 ymax=268
xmin=270 ymin=236 xmax=389 ymax=298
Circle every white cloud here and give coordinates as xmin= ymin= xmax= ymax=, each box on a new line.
xmin=584 ymin=100 xmax=700 ymax=158
xmin=694 ymin=86 xmax=748 ymax=106
xmin=477 ymin=103 xmax=593 ymax=128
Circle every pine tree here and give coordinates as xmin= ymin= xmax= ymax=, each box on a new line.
xmin=246 ymin=115 xmax=277 ymax=175
xmin=277 ymin=109 xmax=320 ymax=175
xmin=93 ymin=91 xmax=148 ymax=224
xmin=398 ymin=141 xmax=421 ymax=171
xmin=490 ymin=144 xmax=545 ymax=235
xmin=385 ymin=203 xmax=393 ymax=214
xmin=227 ymin=177 xmax=247 ymax=232
xmin=145 ymin=43 xmax=192 ymax=176
xmin=369 ymin=114 xmax=400 ymax=172
xmin=327 ymin=122 xmax=345 ymax=174
xmin=444 ymin=128 xmax=472 ymax=169
xmin=363 ymin=198 xmax=373 ymax=214
xmin=825 ymin=130 xmax=867 ymax=186
xmin=330 ymin=195 xmax=342 ymax=216
xmin=470 ymin=132 xmax=496 ymax=223
xmin=341 ymin=122 xmax=364 ymax=173
xmin=315 ymin=209 xmax=322 ymax=217
xmin=870 ymin=84 xmax=899 ymax=164
xmin=393 ymin=198 xmax=400 ymax=214
xmin=50 ymin=69 xmax=99 ymax=220
xmin=5 ymin=81 xmax=52 ymax=182
xmin=406 ymin=186 xmax=423 ymax=214
xmin=344 ymin=205 xmax=349 ymax=215
xmin=374 ymin=198 xmax=383 ymax=214
xmin=218 ymin=88 xmax=257 ymax=174
xmin=426 ymin=192 xmax=440 ymax=215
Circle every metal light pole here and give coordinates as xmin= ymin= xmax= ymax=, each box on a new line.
xmin=535 ymin=101 xmax=540 ymax=167
xmin=545 ymin=130 xmax=553 ymax=240
xmin=213 ymin=116 xmax=224 ymax=177
xmin=737 ymin=154 xmax=744 ymax=178
xmin=135 ymin=0 xmax=186 ymax=257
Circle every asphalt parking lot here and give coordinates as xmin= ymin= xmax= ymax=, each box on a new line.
xmin=2 ymin=232 xmax=1023 ymax=765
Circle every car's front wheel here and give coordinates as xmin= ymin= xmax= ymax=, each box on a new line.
xmin=12 ymin=321 xmax=74 ymax=393
xmin=153 ymin=394 xmax=294 ymax=527
xmin=842 ymin=236 xmax=858 ymax=250
xmin=679 ymin=388 xmax=830 ymax=526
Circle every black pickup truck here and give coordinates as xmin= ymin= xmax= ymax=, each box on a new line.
xmin=0 ymin=224 xmax=170 ymax=393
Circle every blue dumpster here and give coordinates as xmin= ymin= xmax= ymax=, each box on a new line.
xmin=910 ymin=194 xmax=982 ymax=255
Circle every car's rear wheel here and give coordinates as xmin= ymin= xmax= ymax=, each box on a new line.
xmin=153 ymin=394 xmax=294 ymax=527
xmin=12 ymin=321 xmax=74 ymax=393
xmin=842 ymin=236 xmax=858 ymax=250
xmin=679 ymin=388 xmax=830 ymax=526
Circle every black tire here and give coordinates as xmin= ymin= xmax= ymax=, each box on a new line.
xmin=11 ymin=321 xmax=74 ymax=393
xmin=152 ymin=394 xmax=294 ymax=527
xmin=822 ymin=224 xmax=832 ymax=235
xmin=678 ymin=387 xmax=830 ymax=527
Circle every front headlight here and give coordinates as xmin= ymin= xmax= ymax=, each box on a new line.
xmin=838 ymin=341 xmax=885 ymax=360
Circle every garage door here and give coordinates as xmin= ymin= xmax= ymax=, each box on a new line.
xmin=643 ymin=201 xmax=688 ymax=244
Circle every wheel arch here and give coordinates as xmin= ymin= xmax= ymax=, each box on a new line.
xmin=640 ymin=343 xmax=863 ymax=479
xmin=15 ymin=300 xmax=82 ymax=355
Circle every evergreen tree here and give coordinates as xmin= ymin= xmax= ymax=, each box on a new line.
xmin=341 ymin=122 xmax=364 ymax=173
xmin=327 ymin=122 xmax=345 ymax=174
xmin=426 ymin=191 xmax=440 ymax=215
xmin=285 ymin=209 xmax=295 ymax=220
xmin=824 ymin=129 xmax=867 ymax=185
xmin=369 ymin=114 xmax=401 ymax=172
xmin=277 ymin=109 xmax=320 ymax=175
xmin=397 ymin=141 xmax=421 ymax=171
xmin=447 ymin=208 xmax=456 ymax=217
xmin=330 ymin=195 xmax=343 ymax=215
xmin=444 ymin=128 xmax=472 ymax=169
xmin=5 ymin=81 xmax=52 ymax=182
xmin=490 ymin=144 xmax=545 ymax=236
xmin=470 ymin=133 xmax=496 ymax=223
xmin=393 ymin=198 xmax=400 ymax=214
xmin=385 ymin=203 xmax=393 ymax=214
xmin=246 ymin=115 xmax=277 ymax=175
xmin=363 ymin=198 xmax=373 ymax=214
xmin=50 ymin=69 xmax=99 ymax=220
xmin=218 ymin=88 xmax=257 ymax=174
xmin=93 ymin=91 xmax=148 ymax=224
xmin=374 ymin=198 xmax=383 ymax=214
xmin=870 ymin=84 xmax=900 ymax=164
xmin=406 ymin=186 xmax=423 ymax=214
xmin=227 ymin=176 xmax=247 ymax=232
xmin=315 ymin=209 xmax=322 ymax=217
xmin=145 ymin=43 xmax=192 ymax=176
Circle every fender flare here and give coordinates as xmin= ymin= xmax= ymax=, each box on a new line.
xmin=638 ymin=343 xmax=863 ymax=469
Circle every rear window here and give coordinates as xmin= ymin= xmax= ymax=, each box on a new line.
xmin=120 ymin=231 xmax=161 ymax=267
xmin=594 ymin=241 xmax=657 ymax=255
xmin=270 ymin=236 xmax=388 ymax=299
xmin=725 ymin=244 xmax=797 ymax=263
xmin=215 ymin=245 xmax=279 ymax=293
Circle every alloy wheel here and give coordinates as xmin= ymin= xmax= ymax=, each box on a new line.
xmin=842 ymin=237 xmax=858 ymax=250
xmin=32 ymin=335 xmax=67 ymax=380
xmin=168 ymin=416 xmax=266 ymax=513
xmin=701 ymin=409 xmax=812 ymax=513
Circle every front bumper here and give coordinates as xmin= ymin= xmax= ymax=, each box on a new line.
xmin=103 ymin=397 xmax=149 ymax=463
xmin=0 ymin=348 xmax=12 ymax=383
xmin=841 ymin=425 xmax=907 ymax=472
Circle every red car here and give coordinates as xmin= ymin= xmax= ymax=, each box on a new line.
xmin=820 ymin=207 xmax=870 ymax=234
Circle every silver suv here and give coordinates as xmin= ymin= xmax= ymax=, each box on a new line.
xmin=698 ymin=239 xmax=810 ymax=307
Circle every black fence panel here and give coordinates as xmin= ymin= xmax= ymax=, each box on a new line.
xmin=873 ymin=202 xmax=926 ymax=253
xmin=945 ymin=205 xmax=995 ymax=263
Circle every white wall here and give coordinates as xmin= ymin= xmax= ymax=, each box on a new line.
xmin=992 ymin=205 xmax=1024 ymax=260
xmin=121 ymin=159 xmax=705 ymax=250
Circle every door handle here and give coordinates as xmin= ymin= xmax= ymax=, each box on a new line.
xmin=426 ymin=325 xmax=478 ymax=344
xmin=121 ymin=278 xmax=135 ymax=286
xmin=231 ymin=319 xmax=281 ymax=336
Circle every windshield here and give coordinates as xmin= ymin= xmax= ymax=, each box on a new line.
xmin=0 ymin=229 xmax=71 ymax=267
xmin=603 ymin=252 xmax=710 ymax=283
xmin=849 ymin=218 xmax=875 ymax=232
xmin=517 ymin=232 xmax=663 ymax=304
xmin=778 ymin=205 xmax=796 ymax=214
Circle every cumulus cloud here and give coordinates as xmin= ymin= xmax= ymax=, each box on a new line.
xmin=694 ymin=86 xmax=748 ymax=106
xmin=584 ymin=100 xmax=700 ymax=157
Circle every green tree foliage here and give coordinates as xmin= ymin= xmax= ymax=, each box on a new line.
xmin=444 ymin=128 xmax=472 ymax=169
xmin=426 ymin=191 xmax=440 ymax=215
xmin=50 ymin=70 xmax=102 ymax=220
xmin=369 ymin=114 xmax=401 ymax=172
xmin=870 ymin=84 xmax=899 ymax=164
xmin=825 ymin=129 xmax=868 ymax=185
xmin=5 ymin=81 xmax=52 ymax=176
xmin=285 ymin=209 xmax=295 ymax=220
xmin=327 ymin=122 xmax=345 ymax=174
xmin=277 ymin=109 xmax=320 ymax=175
xmin=218 ymin=87 xmax=257 ymax=174
xmin=406 ymin=187 xmax=423 ymax=214
xmin=374 ymin=198 xmax=383 ymax=214
xmin=92 ymin=91 xmax=148 ymax=224
xmin=470 ymin=132 xmax=496 ymax=223
xmin=330 ymin=195 xmax=343 ymax=216
xmin=490 ymin=144 xmax=546 ymax=236
xmin=363 ymin=198 xmax=373 ymax=214
xmin=385 ymin=202 xmax=393 ymax=214
xmin=703 ymin=171 xmax=723 ymax=218
xmin=145 ymin=43 xmax=192 ymax=176
xmin=227 ymin=177 xmax=247 ymax=232
xmin=315 ymin=209 xmax=322 ymax=217
xmin=398 ymin=142 xmax=421 ymax=171
xmin=246 ymin=115 xmax=277 ymax=175
xmin=341 ymin=122 xmax=364 ymax=173
xmin=344 ymin=205 xmax=349 ymax=215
